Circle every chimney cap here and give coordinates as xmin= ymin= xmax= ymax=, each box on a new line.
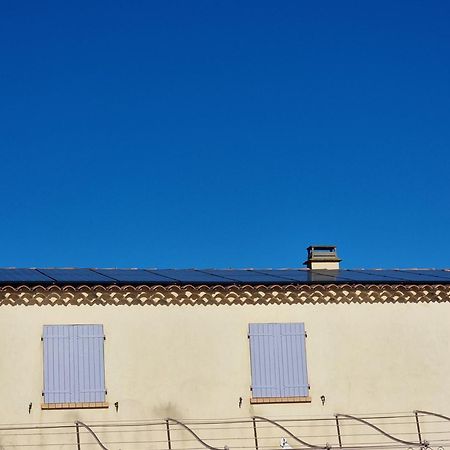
xmin=304 ymin=245 xmax=341 ymax=269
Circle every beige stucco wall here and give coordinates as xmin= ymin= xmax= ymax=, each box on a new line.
xmin=0 ymin=284 xmax=449 ymax=448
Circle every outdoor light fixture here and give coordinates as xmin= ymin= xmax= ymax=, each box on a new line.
xmin=321 ymin=395 xmax=326 ymax=405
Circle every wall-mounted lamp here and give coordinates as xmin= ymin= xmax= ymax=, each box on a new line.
xmin=114 ymin=402 xmax=119 ymax=412
xmin=239 ymin=397 xmax=243 ymax=408
xmin=320 ymin=395 xmax=326 ymax=406
xmin=28 ymin=403 xmax=32 ymax=414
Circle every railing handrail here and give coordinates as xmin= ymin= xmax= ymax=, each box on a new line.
xmin=75 ymin=421 xmax=109 ymax=450
xmin=335 ymin=414 xmax=424 ymax=447
xmin=415 ymin=410 xmax=450 ymax=422
xmin=167 ymin=417 xmax=229 ymax=450
xmin=253 ymin=415 xmax=330 ymax=449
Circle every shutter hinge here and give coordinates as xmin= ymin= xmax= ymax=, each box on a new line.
xmin=104 ymin=336 xmax=106 ymax=340
xmin=41 ymin=337 xmax=43 ymax=341
xmin=305 ymin=331 xmax=308 ymax=338
xmin=308 ymin=384 xmax=311 ymax=390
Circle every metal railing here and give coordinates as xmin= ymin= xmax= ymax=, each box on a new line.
xmin=0 ymin=411 xmax=448 ymax=449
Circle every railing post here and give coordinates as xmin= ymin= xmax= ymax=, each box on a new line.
xmin=166 ymin=419 xmax=172 ymax=450
xmin=335 ymin=415 xmax=342 ymax=448
xmin=415 ymin=412 xmax=423 ymax=446
xmin=76 ymin=422 xmax=81 ymax=450
xmin=252 ymin=417 xmax=259 ymax=450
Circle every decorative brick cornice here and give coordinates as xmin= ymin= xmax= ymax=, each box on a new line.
xmin=0 ymin=284 xmax=449 ymax=306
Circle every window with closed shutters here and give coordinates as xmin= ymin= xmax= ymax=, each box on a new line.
xmin=42 ymin=324 xmax=107 ymax=409
xmin=248 ymin=323 xmax=310 ymax=403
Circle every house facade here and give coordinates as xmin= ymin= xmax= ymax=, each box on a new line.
xmin=0 ymin=246 xmax=449 ymax=449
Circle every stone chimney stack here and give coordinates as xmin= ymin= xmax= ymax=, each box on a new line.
xmin=304 ymin=245 xmax=341 ymax=270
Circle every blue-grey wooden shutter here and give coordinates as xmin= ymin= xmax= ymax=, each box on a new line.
xmin=249 ymin=323 xmax=309 ymax=398
xmin=279 ymin=323 xmax=309 ymax=397
xmin=43 ymin=325 xmax=105 ymax=403
xmin=43 ymin=324 xmax=71 ymax=403
xmin=77 ymin=325 xmax=106 ymax=402
xmin=248 ymin=323 xmax=280 ymax=397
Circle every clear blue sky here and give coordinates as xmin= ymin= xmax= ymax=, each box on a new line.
xmin=1 ymin=1 xmax=449 ymax=269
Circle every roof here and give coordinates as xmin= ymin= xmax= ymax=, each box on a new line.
xmin=0 ymin=268 xmax=450 ymax=286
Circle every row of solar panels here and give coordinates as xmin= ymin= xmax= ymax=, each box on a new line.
xmin=0 ymin=268 xmax=449 ymax=285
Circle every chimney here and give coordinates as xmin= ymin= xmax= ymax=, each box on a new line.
xmin=304 ymin=245 xmax=341 ymax=270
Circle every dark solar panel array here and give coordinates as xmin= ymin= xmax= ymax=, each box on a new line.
xmin=0 ymin=268 xmax=449 ymax=285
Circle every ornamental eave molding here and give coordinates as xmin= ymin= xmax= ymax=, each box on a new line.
xmin=0 ymin=283 xmax=449 ymax=306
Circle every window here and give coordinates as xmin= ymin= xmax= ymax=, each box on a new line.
xmin=248 ymin=323 xmax=310 ymax=403
xmin=42 ymin=324 xmax=107 ymax=409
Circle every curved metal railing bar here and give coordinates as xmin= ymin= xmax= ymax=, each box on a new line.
xmin=167 ymin=418 xmax=229 ymax=450
xmin=253 ymin=415 xmax=331 ymax=449
xmin=75 ymin=421 xmax=109 ymax=450
xmin=415 ymin=410 xmax=450 ymax=422
xmin=335 ymin=414 xmax=425 ymax=447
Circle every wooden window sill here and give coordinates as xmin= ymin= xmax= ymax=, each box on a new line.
xmin=41 ymin=402 xmax=109 ymax=410
xmin=250 ymin=396 xmax=311 ymax=404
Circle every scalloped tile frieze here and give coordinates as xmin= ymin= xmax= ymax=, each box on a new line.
xmin=0 ymin=284 xmax=449 ymax=306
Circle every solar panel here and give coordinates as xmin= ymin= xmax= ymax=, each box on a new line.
xmin=38 ymin=269 xmax=114 ymax=284
xmin=93 ymin=269 xmax=175 ymax=284
xmin=388 ymin=270 xmax=444 ymax=282
xmin=253 ymin=269 xmax=311 ymax=283
xmin=322 ymin=269 xmax=397 ymax=282
xmin=345 ymin=269 xmax=437 ymax=283
xmin=148 ymin=269 xmax=233 ymax=284
xmin=199 ymin=269 xmax=296 ymax=284
xmin=394 ymin=269 xmax=450 ymax=282
xmin=0 ymin=268 xmax=54 ymax=284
